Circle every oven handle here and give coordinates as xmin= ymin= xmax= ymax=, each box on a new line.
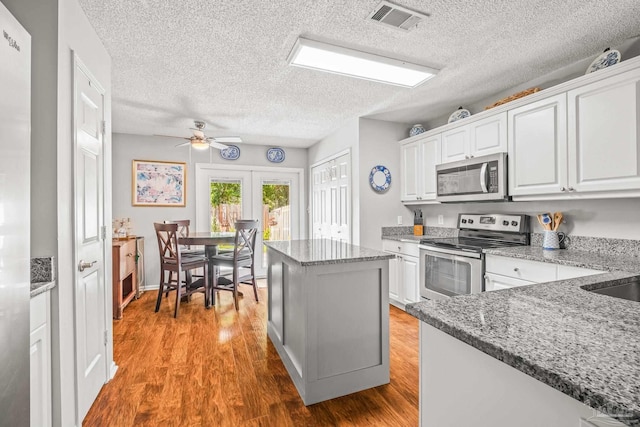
xmin=480 ymin=162 xmax=488 ymax=193
xmin=419 ymin=245 xmax=482 ymax=259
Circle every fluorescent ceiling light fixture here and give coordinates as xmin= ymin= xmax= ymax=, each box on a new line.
xmin=287 ymin=37 xmax=438 ymax=88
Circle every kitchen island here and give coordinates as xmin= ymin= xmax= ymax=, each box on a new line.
xmin=407 ymin=247 xmax=640 ymax=427
xmin=264 ymin=239 xmax=393 ymax=405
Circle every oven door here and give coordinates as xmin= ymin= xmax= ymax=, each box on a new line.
xmin=419 ymin=245 xmax=484 ymax=300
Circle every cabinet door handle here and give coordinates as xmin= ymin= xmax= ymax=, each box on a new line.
xmin=513 ymin=267 xmax=519 ymax=272
xmin=568 ymin=187 xmax=575 ymax=192
xmin=78 ymin=260 xmax=97 ymax=272
xmin=560 ymin=187 xmax=567 ymax=192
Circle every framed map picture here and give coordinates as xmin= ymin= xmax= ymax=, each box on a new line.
xmin=132 ymin=160 xmax=186 ymax=207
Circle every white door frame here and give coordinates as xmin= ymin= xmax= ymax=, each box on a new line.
xmin=72 ymin=53 xmax=113 ymax=423
xmin=195 ymin=162 xmax=306 ymax=247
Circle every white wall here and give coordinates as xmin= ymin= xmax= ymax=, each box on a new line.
xmin=112 ymin=132 xmax=308 ymax=289
xmin=358 ymin=118 xmax=408 ymax=250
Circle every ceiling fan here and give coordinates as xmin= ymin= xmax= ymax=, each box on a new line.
xmin=156 ymin=120 xmax=242 ymax=150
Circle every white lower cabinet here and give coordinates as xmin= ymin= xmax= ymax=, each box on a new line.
xmin=30 ymin=291 xmax=52 ymax=427
xmin=485 ymin=254 xmax=604 ymax=291
xmin=420 ymin=322 xmax=625 ymax=427
xmin=383 ymin=240 xmax=420 ymax=309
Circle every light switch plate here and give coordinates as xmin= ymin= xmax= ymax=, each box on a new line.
xmin=397 ymin=215 xmax=403 ymax=225
xmin=438 ymin=215 xmax=444 ymax=225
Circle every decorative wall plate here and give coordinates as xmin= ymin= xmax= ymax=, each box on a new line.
xmin=267 ymin=147 xmax=285 ymax=163
xmin=369 ymin=165 xmax=391 ymax=193
xmin=220 ymin=145 xmax=240 ymax=160
xmin=448 ymin=107 xmax=471 ymax=123
xmin=586 ymin=48 xmax=621 ymax=74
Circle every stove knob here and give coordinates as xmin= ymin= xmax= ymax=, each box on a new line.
xmin=461 ymin=219 xmax=467 ymax=224
xmin=511 ymin=221 xmax=518 ymax=226
xmin=502 ymin=220 xmax=509 ymax=226
xmin=468 ymin=219 xmax=474 ymax=224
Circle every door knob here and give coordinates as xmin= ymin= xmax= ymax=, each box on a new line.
xmin=560 ymin=187 xmax=567 ymax=192
xmin=78 ymin=260 xmax=97 ymax=272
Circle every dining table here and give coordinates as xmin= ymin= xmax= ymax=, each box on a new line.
xmin=178 ymin=231 xmax=236 ymax=298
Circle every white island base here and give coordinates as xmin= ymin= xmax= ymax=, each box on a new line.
xmin=265 ymin=241 xmax=391 ymax=405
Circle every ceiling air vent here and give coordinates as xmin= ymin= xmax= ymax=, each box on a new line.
xmin=367 ymin=1 xmax=427 ymax=31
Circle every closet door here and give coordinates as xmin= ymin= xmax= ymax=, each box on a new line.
xmin=310 ymin=152 xmax=351 ymax=243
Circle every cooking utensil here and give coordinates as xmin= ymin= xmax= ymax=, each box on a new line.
xmin=536 ymin=214 xmax=546 ymax=229
xmin=553 ymin=212 xmax=563 ymax=231
xmin=541 ymin=213 xmax=552 ymax=230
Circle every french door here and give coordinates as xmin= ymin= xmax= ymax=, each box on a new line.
xmin=195 ymin=165 xmax=303 ymax=277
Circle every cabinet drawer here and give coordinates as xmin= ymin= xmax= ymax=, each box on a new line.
xmin=118 ymin=240 xmax=136 ymax=279
xmin=382 ymin=240 xmax=420 ymax=257
xmin=485 ymin=255 xmax=556 ymax=283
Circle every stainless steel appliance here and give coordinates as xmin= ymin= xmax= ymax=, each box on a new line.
xmin=436 ymin=152 xmax=508 ymax=202
xmin=419 ymin=213 xmax=529 ymax=300
xmin=0 ymin=3 xmax=31 ymax=423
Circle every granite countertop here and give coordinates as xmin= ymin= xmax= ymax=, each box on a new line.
xmin=31 ymin=281 xmax=57 ymax=298
xmin=264 ymin=239 xmax=393 ymax=266
xmin=407 ymin=247 xmax=640 ymax=425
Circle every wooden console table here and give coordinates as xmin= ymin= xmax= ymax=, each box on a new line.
xmin=112 ymin=238 xmax=138 ymax=319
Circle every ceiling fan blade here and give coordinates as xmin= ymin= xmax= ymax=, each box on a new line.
xmin=212 ymin=136 xmax=242 ymax=144
xmin=209 ymin=141 xmax=229 ymax=150
xmin=154 ymin=134 xmax=189 ymax=139
xmin=175 ymin=141 xmax=191 ymax=147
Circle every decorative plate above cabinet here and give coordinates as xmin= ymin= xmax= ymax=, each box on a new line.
xmin=586 ymin=48 xmax=621 ymax=74
xmin=448 ymin=107 xmax=471 ymax=123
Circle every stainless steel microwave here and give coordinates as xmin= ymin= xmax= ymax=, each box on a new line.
xmin=436 ymin=153 xmax=508 ymax=202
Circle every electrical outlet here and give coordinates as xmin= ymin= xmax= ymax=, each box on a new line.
xmin=397 ymin=216 xmax=403 ymax=225
xmin=437 ymin=215 xmax=444 ymax=225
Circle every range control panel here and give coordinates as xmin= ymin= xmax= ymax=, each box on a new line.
xmin=458 ymin=214 xmax=529 ymax=233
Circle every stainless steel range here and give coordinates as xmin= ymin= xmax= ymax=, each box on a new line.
xmin=419 ymin=213 xmax=530 ymax=300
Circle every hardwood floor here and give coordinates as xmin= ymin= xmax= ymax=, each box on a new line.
xmin=84 ymin=281 xmax=419 ymax=426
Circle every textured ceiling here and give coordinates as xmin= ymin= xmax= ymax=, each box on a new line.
xmin=78 ymin=0 xmax=640 ymax=148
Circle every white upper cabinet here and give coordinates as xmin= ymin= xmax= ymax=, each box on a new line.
xmin=401 ymin=134 xmax=441 ymax=203
xmin=441 ymin=127 xmax=469 ymax=163
xmin=441 ymin=113 xmax=507 ymax=164
xmin=400 ymin=141 xmax=419 ymax=201
xmin=567 ymin=67 xmax=640 ymax=193
xmin=508 ymin=94 xmax=568 ymax=197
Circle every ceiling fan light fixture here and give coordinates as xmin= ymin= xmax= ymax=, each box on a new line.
xmin=190 ymin=139 xmax=210 ymax=150
xmin=287 ymin=37 xmax=438 ymax=88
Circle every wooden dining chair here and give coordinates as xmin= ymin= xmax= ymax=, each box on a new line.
xmin=153 ymin=222 xmax=209 ymax=317
xmin=164 ymin=219 xmax=206 ymax=257
xmin=209 ymin=219 xmax=259 ymax=310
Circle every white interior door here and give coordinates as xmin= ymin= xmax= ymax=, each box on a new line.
xmin=74 ymin=59 xmax=108 ymax=421
xmin=310 ymin=151 xmax=350 ymax=243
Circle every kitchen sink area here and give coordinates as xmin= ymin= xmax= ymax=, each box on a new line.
xmin=585 ymin=279 xmax=640 ymax=302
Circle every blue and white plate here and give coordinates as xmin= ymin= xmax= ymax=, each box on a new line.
xmin=369 ymin=165 xmax=391 ymax=193
xmin=267 ymin=147 xmax=285 ymax=163
xmin=586 ymin=49 xmax=621 ymax=74
xmin=220 ymin=145 xmax=240 ymax=160
xmin=448 ymin=107 xmax=471 ymax=123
